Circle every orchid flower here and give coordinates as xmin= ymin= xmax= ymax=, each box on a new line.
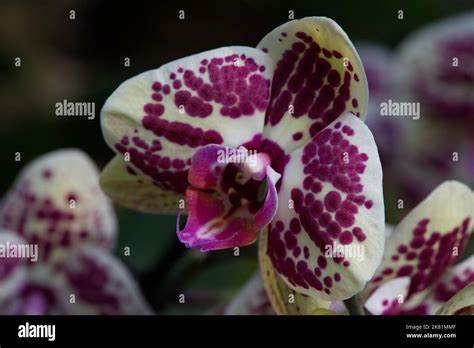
xmin=397 ymin=11 xmax=474 ymax=123
xmin=363 ymin=181 xmax=474 ymax=315
xmin=0 ymin=149 xmax=151 ymax=314
xmin=394 ymin=12 xmax=474 ymax=207
xmin=226 ymin=181 xmax=473 ymax=315
xmin=99 ymin=17 xmax=385 ymax=304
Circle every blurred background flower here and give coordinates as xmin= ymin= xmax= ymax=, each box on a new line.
xmin=0 ymin=0 xmax=472 ymax=314
xmin=0 ymin=149 xmax=151 ymax=314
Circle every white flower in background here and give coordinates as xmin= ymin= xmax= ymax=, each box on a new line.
xmin=394 ymin=12 xmax=474 ymax=208
xmin=364 ymin=181 xmax=473 ymax=315
xmin=0 ymin=149 xmax=151 ymax=314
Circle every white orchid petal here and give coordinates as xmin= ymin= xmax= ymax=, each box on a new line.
xmin=263 ymin=113 xmax=384 ymax=300
xmin=259 ymin=229 xmax=332 ymax=314
xmin=0 ymin=149 xmax=117 ymax=260
xmin=58 ymin=246 xmax=152 ymax=315
xmin=258 ymin=17 xmax=368 ymax=153
xmin=365 ymin=277 xmax=410 ymax=315
xmin=100 ymin=47 xmax=275 ymax=213
xmin=369 ymin=181 xmax=473 ymax=299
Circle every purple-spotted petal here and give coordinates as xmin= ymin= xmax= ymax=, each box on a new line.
xmin=4 ymin=264 xmax=65 ymax=315
xmin=100 ymin=47 xmax=275 ymax=212
xmin=177 ymin=147 xmax=280 ymax=251
xmin=415 ymin=256 xmax=474 ymax=315
xmin=259 ymin=230 xmax=332 ymax=314
xmin=432 ymin=256 xmax=474 ymax=303
xmin=397 ymin=12 xmax=474 ymax=120
xmin=223 ymin=272 xmax=275 ymax=315
xmin=264 ymin=112 xmax=384 ymax=300
xmin=0 ymin=231 xmax=28 ymax=305
xmin=369 ymin=181 xmax=473 ymax=298
xmin=58 ymin=246 xmax=152 ymax=315
xmin=389 ymin=257 xmax=474 ymax=316
xmin=435 ymin=282 xmax=474 ymax=315
xmin=100 ymin=155 xmax=183 ymax=214
xmin=257 ymin=17 xmax=368 ymax=153
xmin=0 ymin=150 xmax=117 ymax=260
xmin=365 ymin=277 xmax=410 ymax=315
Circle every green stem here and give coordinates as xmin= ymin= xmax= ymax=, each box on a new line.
xmin=343 ymin=294 xmax=365 ymax=315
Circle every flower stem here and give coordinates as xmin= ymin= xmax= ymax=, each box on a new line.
xmin=343 ymin=294 xmax=365 ymax=315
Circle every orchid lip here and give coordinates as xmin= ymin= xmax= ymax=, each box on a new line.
xmin=177 ymin=144 xmax=281 ymax=251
